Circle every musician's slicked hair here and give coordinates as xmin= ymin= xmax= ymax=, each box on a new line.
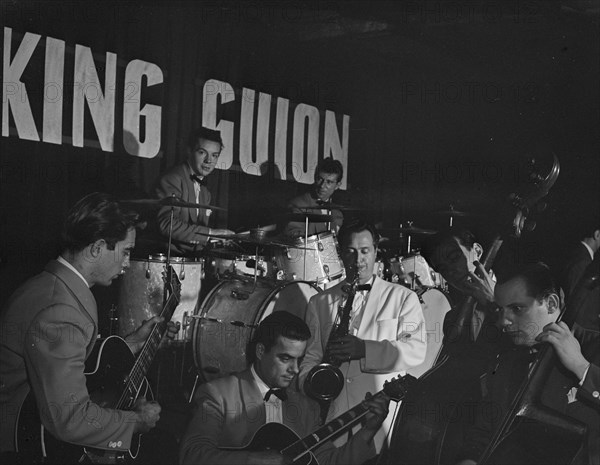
xmin=61 ymin=192 xmax=139 ymax=252
xmin=338 ymin=220 xmax=380 ymax=249
xmin=250 ymin=311 xmax=311 ymax=359
xmin=187 ymin=127 xmax=223 ymax=150
xmin=497 ymin=262 xmax=558 ymax=302
xmin=316 ymin=157 xmax=343 ymax=183
xmin=422 ymin=227 xmax=476 ymax=265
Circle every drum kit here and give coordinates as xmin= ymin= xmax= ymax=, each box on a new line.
xmin=115 ymin=196 xmax=467 ymax=390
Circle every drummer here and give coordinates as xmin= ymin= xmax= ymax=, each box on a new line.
xmin=155 ymin=127 xmax=234 ymax=255
xmin=284 ymin=157 xmax=344 ymax=239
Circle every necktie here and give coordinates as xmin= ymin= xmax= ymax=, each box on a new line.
xmin=264 ymin=388 xmax=287 ymax=402
xmin=190 ymin=173 xmax=205 ymax=186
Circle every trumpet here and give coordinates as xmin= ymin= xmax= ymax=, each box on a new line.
xmin=304 ymin=270 xmax=361 ymax=401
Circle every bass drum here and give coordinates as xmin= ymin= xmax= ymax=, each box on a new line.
xmin=192 ymin=278 xmax=320 ymax=382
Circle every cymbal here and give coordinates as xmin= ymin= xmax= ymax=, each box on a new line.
xmin=197 ymin=231 xmax=308 ymax=249
xmin=380 ymin=226 xmax=437 ymax=235
xmin=295 ymin=204 xmax=367 ymax=212
xmin=285 ymin=213 xmax=333 ymax=223
xmin=435 ymin=207 xmax=470 ymax=216
xmin=122 ymin=196 xmax=227 ymax=212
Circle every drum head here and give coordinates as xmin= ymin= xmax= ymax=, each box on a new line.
xmin=192 ymin=278 xmax=320 ymax=382
xmin=407 ymin=288 xmax=452 ymax=379
xmin=117 ymin=257 xmax=203 ymax=341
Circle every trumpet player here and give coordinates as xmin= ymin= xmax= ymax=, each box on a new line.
xmin=299 ymin=220 xmax=426 ymax=454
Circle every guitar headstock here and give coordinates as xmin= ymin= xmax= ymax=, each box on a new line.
xmin=383 ymin=373 xmax=417 ymax=402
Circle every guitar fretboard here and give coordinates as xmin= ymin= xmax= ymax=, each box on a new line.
xmin=282 ymin=397 xmax=372 ymax=461
xmin=116 ymin=270 xmax=180 ymax=409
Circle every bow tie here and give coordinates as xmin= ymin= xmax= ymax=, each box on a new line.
xmin=316 ymin=199 xmax=328 ymax=206
xmin=356 ymin=284 xmax=372 ymax=292
xmin=190 ymin=173 xmax=206 ymax=186
xmin=264 ymin=388 xmax=287 ymax=402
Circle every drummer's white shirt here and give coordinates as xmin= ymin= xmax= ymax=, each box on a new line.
xmin=57 ymin=255 xmax=90 ymax=288
xmin=251 ymin=364 xmax=283 ymax=424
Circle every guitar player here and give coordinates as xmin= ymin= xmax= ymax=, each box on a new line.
xmin=0 ymin=193 xmax=178 ymax=464
xmin=180 ymin=311 xmax=391 ymax=465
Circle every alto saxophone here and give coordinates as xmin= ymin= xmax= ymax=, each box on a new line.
xmin=304 ymin=272 xmax=360 ymax=401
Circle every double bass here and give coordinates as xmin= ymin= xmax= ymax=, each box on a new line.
xmin=386 ymin=155 xmax=560 ymax=465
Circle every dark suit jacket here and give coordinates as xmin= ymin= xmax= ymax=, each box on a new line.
xmin=458 ymin=346 xmax=600 ymax=464
xmin=0 ymin=260 xmax=137 ymax=453
xmin=562 ymin=243 xmax=599 ymax=332
xmin=179 ymin=369 xmax=376 ymax=465
xmin=155 ymin=162 xmax=212 ymax=253
xmin=284 ymin=191 xmax=344 ymax=238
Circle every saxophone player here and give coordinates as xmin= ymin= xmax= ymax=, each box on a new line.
xmin=299 ymin=220 xmax=427 ymax=454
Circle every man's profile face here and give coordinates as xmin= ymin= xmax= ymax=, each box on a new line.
xmin=188 ymin=138 xmax=221 ymax=177
xmin=255 ymin=335 xmax=306 ymax=389
xmin=314 ymin=171 xmax=341 ymax=202
xmin=341 ymin=230 xmax=377 ymax=285
xmin=92 ymin=228 xmax=136 ymax=287
xmin=494 ymin=276 xmax=557 ymax=347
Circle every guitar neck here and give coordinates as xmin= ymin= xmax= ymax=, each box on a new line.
xmin=117 ymin=283 xmax=179 ymax=409
xmin=282 ymin=390 xmax=380 ymax=461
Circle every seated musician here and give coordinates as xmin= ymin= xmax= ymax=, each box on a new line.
xmin=284 ymin=157 xmax=345 ymax=239
xmin=456 ymin=262 xmax=600 ymax=465
xmin=155 ymin=127 xmax=234 ymax=255
xmin=0 ymin=193 xmax=177 ymax=463
xmin=423 ymin=228 xmax=501 ymax=347
xmin=298 ymin=220 xmax=427 ymax=453
xmin=179 ymin=311 xmax=390 ymax=465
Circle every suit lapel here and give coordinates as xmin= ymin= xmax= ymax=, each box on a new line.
xmin=238 ymin=369 xmax=267 ymax=432
xmin=182 ymin=163 xmax=199 ymax=224
xmin=45 ymin=260 xmax=98 ymax=352
xmin=359 ymin=276 xmax=383 ymax=333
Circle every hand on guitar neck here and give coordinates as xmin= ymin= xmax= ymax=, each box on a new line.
xmin=125 ymin=315 xmax=180 ymax=354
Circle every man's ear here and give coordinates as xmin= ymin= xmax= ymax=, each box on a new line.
xmin=90 ymin=240 xmax=105 ymax=258
xmin=255 ymin=342 xmax=265 ymax=361
xmin=546 ymin=293 xmax=560 ymax=314
xmin=473 ymin=242 xmax=484 ymax=261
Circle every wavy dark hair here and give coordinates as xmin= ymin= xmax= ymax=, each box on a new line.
xmin=61 ymin=192 xmax=139 ymax=252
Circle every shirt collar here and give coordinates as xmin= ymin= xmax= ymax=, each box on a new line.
xmin=250 ymin=364 xmax=271 ymax=399
xmin=57 ymin=256 xmax=90 ymax=288
xmin=581 ymin=241 xmax=595 ymax=260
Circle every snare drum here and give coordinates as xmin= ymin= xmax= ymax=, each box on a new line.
xmin=205 ymin=248 xmax=275 ymax=279
xmin=407 ymin=288 xmax=452 ymax=378
xmin=117 ymin=254 xmax=203 ymax=342
xmin=274 ymin=231 xmax=344 ymax=283
xmin=191 ymin=278 xmax=320 ymax=382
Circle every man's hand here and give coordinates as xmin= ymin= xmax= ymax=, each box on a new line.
xmin=209 ymin=228 xmax=236 ymax=237
xmin=247 ymin=451 xmax=292 ymax=465
xmin=362 ymin=392 xmax=390 ymax=439
xmin=125 ymin=316 xmax=180 ymax=354
xmin=133 ymin=399 xmax=161 ymax=434
xmin=328 ymin=335 xmax=366 ymax=362
xmin=458 ymin=261 xmax=495 ymax=309
xmin=536 ymin=321 xmax=590 ymax=380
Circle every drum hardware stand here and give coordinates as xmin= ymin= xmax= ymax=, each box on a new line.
xmin=108 ymin=304 xmax=118 ymax=336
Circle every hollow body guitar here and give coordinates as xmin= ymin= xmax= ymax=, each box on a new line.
xmin=15 ymin=267 xmax=181 ymax=465
xmin=221 ymin=374 xmax=416 ymax=465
